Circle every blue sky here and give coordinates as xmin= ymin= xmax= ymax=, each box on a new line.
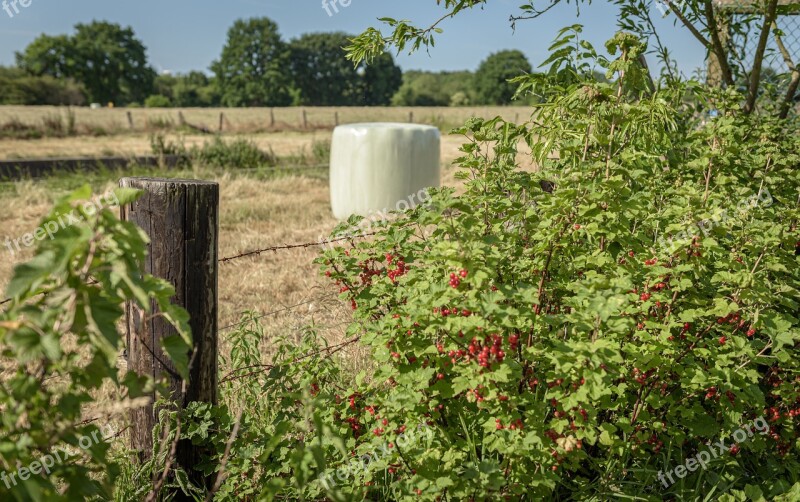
xmin=0 ymin=0 xmax=708 ymax=75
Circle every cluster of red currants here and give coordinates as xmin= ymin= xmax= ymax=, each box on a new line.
xmin=468 ymin=334 xmax=506 ymax=368
xmin=448 ymin=269 xmax=468 ymax=288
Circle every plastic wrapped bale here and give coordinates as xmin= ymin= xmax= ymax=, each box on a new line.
xmin=330 ymin=123 xmax=440 ymax=220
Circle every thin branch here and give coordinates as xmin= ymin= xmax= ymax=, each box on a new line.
xmin=704 ymin=0 xmax=735 ymax=87
xmin=205 ymin=410 xmax=244 ymax=502
xmin=667 ymin=1 xmax=713 ymax=49
xmin=744 ymin=0 xmax=779 ymax=114
xmin=772 ymin=21 xmax=800 ymax=119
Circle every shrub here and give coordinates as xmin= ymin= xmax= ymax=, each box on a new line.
xmin=153 ymin=30 xmax=800 ymax=502
xmin=192 ymin=136 xmax=276 ymax=169
xmin=308 ymin=32 xmax=800 ymax=500
xmin=0 ymin=187 xmax=192 ymax=500
xmin=144 ymin=94 xmax=172 ymax=108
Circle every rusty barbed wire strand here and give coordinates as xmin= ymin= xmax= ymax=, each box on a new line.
xmin=218 ymin=231 xmax=379 ymax=264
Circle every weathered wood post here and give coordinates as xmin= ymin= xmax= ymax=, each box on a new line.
xmin=127 ymin=111 xmax=134 ymax=130
xmin=218 ymin=112 xmax=224 ymax=133
xmin=334 ymin=111 xmax=339 ymax=126
xmin=270 ymin=108 xmax=275 ymax=128
xmin=119 ymin=177 xmax=219 ymax=492
xmin=302 ymin=109 xmax=308 ymax=129
xmin=409 ymin=111 xmax=414 ymax=123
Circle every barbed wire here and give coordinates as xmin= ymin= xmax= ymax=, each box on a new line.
xmin=218 ymin=231 xmax=378 ymax=264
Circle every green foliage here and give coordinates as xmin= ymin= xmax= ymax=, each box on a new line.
xmin=16 ymin=22 xmax=156 ymax=105
xmin=150 ymin=72 xmax=220 ymax=108
xmin=211 ymin=18 xmax=293 ymax=107
xmin=313 ymin=30 xmax=800 ymax=500
xmin=289 ymin=32 xmax=363 ymax=106
xmin=0 ymin=67 xmax=85 ymax=106
xmin=192 ymin=136 xmax=277 ymax=169
xmin=144 ymin=94 xmax=171 ymax=108
xmin=123 ymin=318 xmax=353 ymax=500
xmin=0 ymin=186 xmax=192 ymax=501
xmin=289 ymin=33 xmax=402 ymax=106
xmin=473 ymin=50 xmax=532 ymax=105
xmin=391 ymin=70 xmax=475 ymax=106
xmin=362 ymin=53 xmax=404 ymax=106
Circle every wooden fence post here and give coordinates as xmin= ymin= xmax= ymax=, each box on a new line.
xmin=119 ymin=177 xmax=219 ymax=493
xmin=218 ymin=112 xmax=224 ymax=133
xmin=127 ymin=111 xmax=134 ymax=130
xmin=334 ymin=111 xmax=339 ymax=126
xmin=409 ymin=111 xmax=414 ymax=123
xmin=270 ymin=108 xmax=275 ymax=128
xmin=302 ymin=109 xmax=308 ymax=129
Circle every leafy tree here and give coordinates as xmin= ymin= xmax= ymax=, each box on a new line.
xmin=211 ymin=18 xmax=292 ymax=107
xmin=16 ymin=22 xmax=155 ymax=105
xmin=290 ymin=32 xmax=402 ymax=106
xmin=363 ymin=53 xmax=403 ymax=106
xmin=15 ymin=34 xmax=72 ymax=78
xmin=173 ymin=71 xmax=219 ymax=107
xmin=289 ymin=32 xmax=361 ymax=106
xmin=473 ymin=50 xmax=532 ymax=104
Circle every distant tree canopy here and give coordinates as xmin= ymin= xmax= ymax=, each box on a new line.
xmin=391 ymin=70 xmax=476 ymax=106
xmin=290 ymin=32 xmax=402 ymax=106
xmin=8 ymin=17 xmax=534 ymax=108
xmin=0 ymin=66 xmax=85 ymax=106
xmin=290 ymin=32 xmax=362 ymax=106
xmin=473 ymin=50 xmax=532 ymax=105
xmin=16 ymin=21 xmax=155 ymax=105
xmin=152 ymin=72 xmax=219 ymax=107
xmin=211 ymin=17 xmax=293 ymax=107
xmin=363 ymin=53 xmax=403 ymax=106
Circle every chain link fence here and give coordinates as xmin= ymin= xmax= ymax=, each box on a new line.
xmin=717 ymin=1 xmax=800 ymax=78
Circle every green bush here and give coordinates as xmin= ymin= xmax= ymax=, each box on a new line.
xmin=146 ymin=30 xmax=800 ymax=501
xmin=0 ymin=187 xmax=192 ymax=500
xmin=193 ymin=136 xmax=276 ymax=169
xmin=306 ymin=33 xmax=800 ymax=500
xmin=144 ymin=94 xmax=172 ymax=108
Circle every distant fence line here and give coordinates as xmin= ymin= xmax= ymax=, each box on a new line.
xmin=0 ymin=106 xmax=529 ymax=137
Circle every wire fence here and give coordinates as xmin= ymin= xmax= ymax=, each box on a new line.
xmin=723 ymin=1 xmax=800 ymax=79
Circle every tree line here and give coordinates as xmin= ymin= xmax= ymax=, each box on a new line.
xmin=1 ymin=18 xmax=533 ymax=108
